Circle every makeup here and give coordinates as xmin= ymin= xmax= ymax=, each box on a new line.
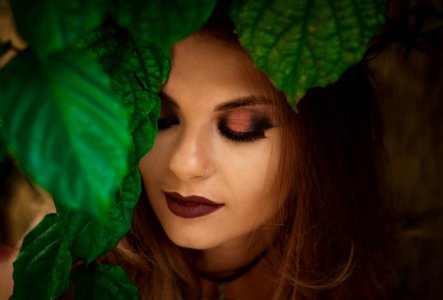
xmin=164 ymin=192 xmax=224 ymax=218
xmin=218 ymin=109 xmax=274 ymax=143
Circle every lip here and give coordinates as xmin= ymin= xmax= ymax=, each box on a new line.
xmin=164 ymin=192 xmax=224 ymax=218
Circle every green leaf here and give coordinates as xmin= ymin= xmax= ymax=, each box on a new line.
xmin=0 ymin=49 xmax=131 ymax=220
xmin=61 ymin=169 xmax=141 ymax=264
xmin=131 ymin=106 xmax=161 ymax=164
xmin=52 ymin=23 xmax=164 ymax=263
xmin=76 ymin=21 xmax=166 ymax=140
xmin=229 ymin=0 xmax=386 ymax=106
xmin=59 ymin=115 xmax=158 ymax=264
xmin=71 ymin=264 xmax=138 ymax=300
xmin=9 ymin=0 xmax=106 ymax=58
xmin=109 ymin=0 xmax=217 ymax=52
xmin=11 ymin=214 xmax=72 ymax=300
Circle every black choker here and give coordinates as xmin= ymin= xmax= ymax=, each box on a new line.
xmin=199 ymin=249 xmax=268 ymax=284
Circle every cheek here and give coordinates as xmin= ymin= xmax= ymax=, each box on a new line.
xmin=223 ymin=140 xmax=281 ymax=216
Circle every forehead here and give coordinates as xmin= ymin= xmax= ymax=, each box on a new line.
xmin=164 ymin=33 xmax=276 ymax=102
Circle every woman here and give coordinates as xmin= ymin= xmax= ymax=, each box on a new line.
xmin=112 ymin=5 xmax=393 ymax=300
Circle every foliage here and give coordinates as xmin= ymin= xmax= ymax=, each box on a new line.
xmin=9 ymin=1 xmax=106 ymax=59
xmin=11 ymin=214 xmax=72 ymax=300
xmin=0 ymin=48 xmax=131 ymax=220
xmin=229 ymin=0 xmax=385 ymax=106
xmin=109 ymin=0 xmax=217 ymax=54
xmin=60 ymin=170 xmax=144 ymax=265
xmin=1 ymin=0 xmax=215 ymax=298
xmin=0 ymin=0 xmax=386 ymax=298
xmin=71 ymin=264 xmax=139 ymax=300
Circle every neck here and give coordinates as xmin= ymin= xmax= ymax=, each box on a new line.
xmin=196 ymin=232 xmax=268 ymax=276
xmin=201 ymin=248 xmax=269 ymax=284
xmin=199 ymin=252 xmax=275 ymax=300
xmin=195 ymin=234 xmax=275 ymax=300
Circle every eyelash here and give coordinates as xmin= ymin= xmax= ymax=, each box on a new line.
xmin=157 ymin=116 xmax=273 ymax=143
xmin=217 ymin=123 xmax=267 ymax=143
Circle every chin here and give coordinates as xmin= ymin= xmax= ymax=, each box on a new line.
xmin=164 ymin=227 xmax=223 ymax=250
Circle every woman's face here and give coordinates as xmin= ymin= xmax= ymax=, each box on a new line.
xmin=139 ymin=32 xmax=283 ymax=250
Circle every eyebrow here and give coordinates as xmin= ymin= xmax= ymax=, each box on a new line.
xmin=158 ymin=91 xmax=272 ymax=112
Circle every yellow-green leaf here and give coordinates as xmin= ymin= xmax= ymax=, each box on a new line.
xmin=230 ymin=0 xmax=386 ymax=107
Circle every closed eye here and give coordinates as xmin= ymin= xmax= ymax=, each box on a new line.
xmin=217 ymin=115 xmax=274 ymax=143
xmin=218 ymin=124 xmax=267 ymax=142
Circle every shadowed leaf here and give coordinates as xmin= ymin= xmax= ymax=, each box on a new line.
xmin=11 ymin=214 xmax=72 ymax=300
xmin=230 ymin=0 xmax=386 ymax=106
xmin=109 ymin=0 xmax=217 ymax=54
xmin=76 ymin=21 xmax=166 ymax=141
xmin=61 ymin=170 xmax=142 ymax=264
xmin=56 ymin=23 xmax=166 ymax=264
xmin=71 ymin=264 xmax=138 ymax=300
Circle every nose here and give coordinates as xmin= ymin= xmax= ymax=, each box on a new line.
xmin=168 ymin=125 xmax=214 ymax=181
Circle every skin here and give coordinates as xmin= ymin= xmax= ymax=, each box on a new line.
xmin=138 ymin=33 xmax=283 ymax=279
xmin=0 ymin=181 xmax=54 ymax=299
xmin=0 ymin=0 xmax=27 ymax=69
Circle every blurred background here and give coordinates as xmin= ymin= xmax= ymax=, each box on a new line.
xmin=369 ymin=0 xmax=443 ymax=298
xmin=1 ymin=0 xmax=442 ymax=299
xmin=1 ymin=1 xmax=53 ymax=298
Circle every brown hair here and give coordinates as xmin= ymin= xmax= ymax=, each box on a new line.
xmin=110 ymin=4 xmax=394 ymax=299
xmin=266 ymin=61 xmax=394 ymax=299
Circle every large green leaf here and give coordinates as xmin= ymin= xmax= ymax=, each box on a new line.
xmin=0 ymin=49 xmax=131 ymax=220
xmin=109 ymin=0 xmax=217 ymax=52
xmin=60 ymin=109 xmax=159 ymax=264
xmin=9 ymin=0 xmax=106 ymax=59
xmin=61 ymin=169 xmax=142 ymax=264
xmin=71 ymin=264 xmax=138 ymax=300
xmin=54 ymin=23 xmax=166 ymax=265
xmin=58 ymin=118 xmax=158 ymax=264
xmin=131 ymin=107 xmax=161 ymax=164
xmin=229 ymin=0 xmax=386 ymax=106
xmin=11 ymin=214 xmax=72 ymax=300
xmin=76 ymin=21 xmax=167 ymax=140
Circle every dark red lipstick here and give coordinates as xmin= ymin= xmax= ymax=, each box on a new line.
xmin=164 ymin=192 xmax=224 ymax=218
